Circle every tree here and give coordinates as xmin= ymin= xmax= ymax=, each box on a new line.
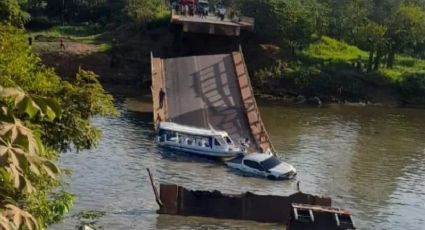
xmin=385 ymin=4 xmax=425 ymax=67
xmin=0 ymin=86 xmax=61 ymax=229
xmin=272 ymin=0 xmax=322 ymax=55
xmin=321 ymin=0 xmax=370 ymax=41
xmin=0 ymin=0 xmax=30 ymax=26
xmin=356 ymin=21 xmax=387 ymax=71
xmin=237 ymin=0 xmax=323 ymax=56
xmin=0 ymin=24 xmax=116 ymax=228
xmin=125 ymin=0 xmax=167 ymax=25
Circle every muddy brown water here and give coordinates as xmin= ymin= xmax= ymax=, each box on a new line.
xmin=50 ymin=97 xmax=425 ymax=230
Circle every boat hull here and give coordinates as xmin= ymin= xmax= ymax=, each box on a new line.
xmin=158 ymin=142 xmax=240 ymax=158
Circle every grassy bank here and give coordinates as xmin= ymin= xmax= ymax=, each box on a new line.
xmin=253 ymin=36 xmax=425 ymax=106
xmin=30 ymin=24 xmax=112 ymax=54
xmin=30 ymin=20 xmax=182 ymax=90
xmin=32 ymin=23 xmax=425 ymax=107
xmin=303 ymin=36 xmax=425 ymax=81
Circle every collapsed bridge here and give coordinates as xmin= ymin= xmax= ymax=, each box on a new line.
xmin=151 ymin=49 xmax=272 ymax=152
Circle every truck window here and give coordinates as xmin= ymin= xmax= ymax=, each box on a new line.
xmin=261 ymin=156 xmax=281 ymax=170
xmin=243 ymin=160 xmax=264 ymax=171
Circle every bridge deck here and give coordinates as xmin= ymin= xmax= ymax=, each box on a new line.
xmin=171 ymin=11 xmax=254 ymax=36
xmin=151 ymin=52 xmax=271 ymax=152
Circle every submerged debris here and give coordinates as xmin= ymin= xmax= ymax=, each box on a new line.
xmin=155 ymin=183 xmax=355 ymax=229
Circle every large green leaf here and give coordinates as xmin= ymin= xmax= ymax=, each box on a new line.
xmin=32 ymin=96 xmax=62 ymax=121
xmin=0 ymin=86 xmax=62 ymax=121
xmin=16 ymin=96 xmax=39 ymax=119
xmin=0 ymin=121 xmax=59 ymax=192
xmin=0 ymin=121 xmax=41 ymax=155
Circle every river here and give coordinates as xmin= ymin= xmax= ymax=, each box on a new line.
xmin=50 ymin=96 xmax=425 ymax=230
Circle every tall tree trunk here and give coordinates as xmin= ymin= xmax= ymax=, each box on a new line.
xmin=387 ymin=50 xmax=395 ymax=68
xmin=386 ymin=42 xmax=396 ymax=68
xmin=374 ymin=47 xmax=382 ymax=71
xmin=367 ymin=47 xmax=374 ymax=72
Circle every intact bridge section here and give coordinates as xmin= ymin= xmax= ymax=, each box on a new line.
xmin=151 ymin=50 xmax=273 ymax=152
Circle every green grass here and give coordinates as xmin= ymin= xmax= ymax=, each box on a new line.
xmin=386 ymin=55 xmax=425 ymax=81
xmin=303 ymin=36 xmax=368 ymax=63
xmin=30 ymin=24 xmax=112 ymax=53
xmin=30 ymin=24 xmax=104 ymax=38
xmin=96 ymin=43 xmax=112 ymax=52
xmin=302 ymin=36 xmax=425 ymax=81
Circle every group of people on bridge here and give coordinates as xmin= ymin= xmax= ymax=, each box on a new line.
xmin=172 ymin=1 xmax=208 ymax=18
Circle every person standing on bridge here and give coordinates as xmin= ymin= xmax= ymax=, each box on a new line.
xmin=159 ymin=88 xmax=166 ymax=109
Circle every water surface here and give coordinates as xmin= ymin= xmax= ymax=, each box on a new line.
xmin=50 ymin=97 xmax=425 ymax=230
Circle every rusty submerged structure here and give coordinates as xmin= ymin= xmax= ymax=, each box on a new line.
xmin=148 ymin=169 xmax=355 ymax=229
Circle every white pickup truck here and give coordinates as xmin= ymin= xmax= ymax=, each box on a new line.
xmin=226 ymin=153 xmax=296 ymax=180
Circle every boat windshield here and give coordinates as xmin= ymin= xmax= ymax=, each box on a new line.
xmin=214 ymin=136 xmax=226 ymax=146
xmin=260 ymin=156 xmax=281 ymax=170
xmin=224 ymin=136 xmax=233 ymax=145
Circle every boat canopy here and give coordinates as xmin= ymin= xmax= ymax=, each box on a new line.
xmin=159 ymin=122 xmax=228 ymax=137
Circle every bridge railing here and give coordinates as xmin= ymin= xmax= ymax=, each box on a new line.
xmin=233 ymin=46 xmax=275 ymax=153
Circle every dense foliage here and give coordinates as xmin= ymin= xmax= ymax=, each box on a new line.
xmin=233 ymin=0 xmax=425 ymax=103
xmin=2 ymin=0 xmax=168 ymax=27
xmin=236 ymin=0 xmax=425 ymax=60
xmin=0 ymin=24 xmax=116 ymax=228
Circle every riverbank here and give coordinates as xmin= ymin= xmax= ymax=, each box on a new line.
xmin=32 ymin=24 xmax=425 ymax=108
xmin=249 ymin=36 xmax=425 ymax=108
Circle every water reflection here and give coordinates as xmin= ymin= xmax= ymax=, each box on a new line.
xmin=259 ymin=101 xmax=425 ymax=230
xmin=50 ymin=98 xmax=425 ymax=230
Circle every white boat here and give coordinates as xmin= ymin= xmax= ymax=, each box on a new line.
xmin=226 ymin=152 xmax=297 ymax=180
xmin=156 ymin=122 xmax=244 ymax=158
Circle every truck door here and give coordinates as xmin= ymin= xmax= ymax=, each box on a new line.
xmin=243 ymin=160 xmax=266 ymax=176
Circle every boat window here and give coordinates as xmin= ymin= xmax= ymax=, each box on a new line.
xmin=260 ymin=156 xmax=281 ymax=170
xmin=187 ymin=138 xmax=194 ymax=145
xmin=159 ymin=135 xmax=165 ymax=142
xmin=166 ymin=131 xmax=178 ymax=142
xmin=158 ymin=129 xmax=166 ymax=136
xmin=224 ymin=136 xmax=233 ymax=145
xmin=203 ymin=138 xmax=211 ymax=148
xmin=214 ymin=138 xmax=221 ymax=146
xmin=244 ymin=160 xmax=264 ymax=171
